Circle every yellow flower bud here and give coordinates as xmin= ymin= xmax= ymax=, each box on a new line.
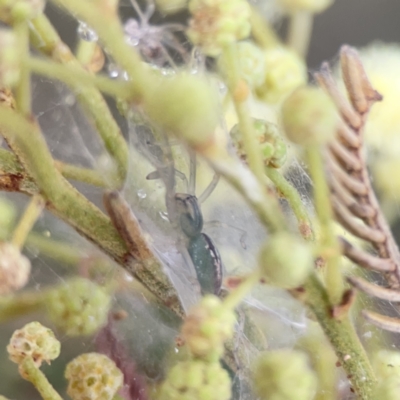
xmin=187 ymin=0 xmax=251 ymax=57
xmin=45 ymin=277 xmax=111 ymax=336
xmin=253 ymin=350 xmax=317 ymax=400
xmin=258 ymin=232 xmax=313 ymax=288
xmin=159 ymin=359 xmax=231 ymax=400
xmin=256 ymin=46 xmax=307 ymax=104
xmin=143 ymin=72 xmax=220 ymax=150
xmin=0 ymin=242 xmax=31 ymax=295
xmin=281 ymin=86 xmax=337 ymax=145
xmin=182 ymin=295 xmax=236 ymax=361
xmin=0 ymin=0 xmax=45 ymax=23
xmin=7 ymin=322 xmax=60 ymax=367
xmin=65 ymin=353 xmax=123 ymax=400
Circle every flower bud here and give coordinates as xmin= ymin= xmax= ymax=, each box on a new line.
xmin=159 ymin=359 xmax=231 ymax=400
xmin=7 ymin=322 xmax=60 ymax=367
xmin=0 ymin=242 xmax=31 ymax=295
xmin=182 ymin=295 xmax=236 ymax=362
xmin=45 ymin=277 xmax=111 ymax=336
xmin=255 ymin=46 xmax=306 ymax=104
xmin=143 ymin=72 xmax=220 ymax=150
xmin=231 ymin=119 xmax=287 ymax=168
xmin=277 ymin=0 xmax=332 ymax=13
xmin=65 ymin=353 xmax=123 ymax=400
xmin=155 ymin=0 xmax=187 ymax=14
xmin=253 ymin=350 xmax=317 ymax=400
xmin=258 ymin=232 xmax=313 ymax=288
xmin=0 ymin=0 xmax=45 ymax=23
xmin=281 ymin=86 xmax=337 ymax=145
xmin=187 ymin=0 xmax=251 ymax=57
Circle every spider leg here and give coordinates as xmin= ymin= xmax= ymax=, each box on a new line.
xmin=198 ymin=173 xmax=220 ymax=204
xmin=129 ymin=0 xmax=145 ymax=20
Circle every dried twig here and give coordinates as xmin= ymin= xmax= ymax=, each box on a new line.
xmin=316 ymin=45 xmax=400 ymax=331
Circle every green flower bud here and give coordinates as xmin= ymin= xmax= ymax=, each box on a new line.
xmin=0 ymin=0 xmax=45 ymax=23
xmin=0 ymin=30 xmax=20 ymax=87
xmin=159 ymin=359 xmax=231 ymax=400
xmin=187 ymin=0 xmax=251 ymax=57
xmin=256 ymin=46 xmax=307 ymax=104
xmin=258 ymin=232 xmax=313 ymax=288
xmin=182 ymin=295 xmax=236 ymax=362
xmin=253 ymin=350 xmax=317 ymax=400
xmin=278 ymin=0 xmax=333 ymax=13
xmin=143 ymin=72 xmax=220 ymax=150
xmin=0 ymin=242 xmax=31 ymax=295
xmin=45 ymin=277 xmax=111 ymax=336
xmin=281 ymin=86 xmax=337 ymax=145
xmin=65 ymin=353 xmax=123 ymax=400
xmin=155 ymin=0 xmax=187 ymax=14
xmin=231 ymin=119 xmax=287 ymax=168
xmin=7 ymin=322 xmax=60 ymax=367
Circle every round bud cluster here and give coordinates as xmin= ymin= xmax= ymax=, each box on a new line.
xmin=253 ymin=350 xmax=317 ymax=400
xmin=181 ymin=295 xmax=236 ymax=361
xmin=258 ymin=232 xmax=313 ymax=288
xmin=0 ymin=242 xmax=31 ymax=295
xmin=159 ymin=359 xmax=231 ymax=400
xmin=65 ymin=353 xmax=123 ymax=400
xmin=7 ymin=322 xmax=60 ymax=367
xmin=0 ymin=0 xmax=45 ymax=23
xmin=45 ymin=277 xmax=111 ymax=336
xmin=281 ymin=86 xmax=337 ymax=145
xmin=187 ymin=0 xmax=251 ymax=57
xmin=231 ymin=119 xmax=287 ymax=168
xmin=143 ymin=72 xmax=220 ymax=150
xmin=277 ymin=0 xmax=332 ymax=13
xmin=255 ymin=46 xmax=307 ymax=104
xmin=155 ymin=0 xmax=187 ymax=14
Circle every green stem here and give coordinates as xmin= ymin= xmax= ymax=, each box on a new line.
xmin=287 ymin=11 xmax=314 ymax=58
xmin=75 ymin=39 xmax=97 ymax=65
xmin=304 ymin=275 xmax=376 ymax=399
xmin=19 ymin=357 xmax=63 ymax=400
xmin=14 ymin=21 xmax=31 ymax=116
xmin=26 ymin=57 xmax=132 ymax=100
xmin=29 ymin=14 xmax=128 ymax=182
xmin=265 ymin=166 xmax=314 ymax=241
xmin=306 ymin=144 xmax=343 ymax=304
xmin=11 ymin=194 xmax=44 ymax=249
xmin=249 ymin=6 xmax=280 ymax=49
xmin=0 ymin=291 xmax=45 ymax=323
xmin=54 ymin=160 xmax=108 ymax=187
xmin=223 ymin=271 xmax=261 ymax=310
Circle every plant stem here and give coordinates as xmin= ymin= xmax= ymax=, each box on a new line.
xmin=249 ymin=6 xmax=280 ymax=49
xmin=306 ymin=145 xmax=343 ymax=304
xmin=29 ymin=14 xmax=128 ymax=182
xmin=75 ymin=39 xmax=97 ymax=65
xmin=304 ymin=274 xmax=376 ymax=399
xmin=0 ymin=291 xmax=45 ymax=323
xmin=26 ymin=57 xmax=133 ymax=100
xmin=287 ymin=11 xmax=314 ymax=58
xmin=14 ymin=20 xmax=31 ymax=116
xmin=19 ymin=357 xmax=63 ymax=400
xmin=265 ymin=166 xmax=315 ymax=241
xmin=11 ymin=195 xmax=44 ymax=249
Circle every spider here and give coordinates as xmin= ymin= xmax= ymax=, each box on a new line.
xmin=124 ymin=0 xmax=189 ymax=67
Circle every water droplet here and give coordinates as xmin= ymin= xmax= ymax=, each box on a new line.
xmin=42 ymin=230 xmax=51 ymax=238
xmin=137 ymin=189 xmax=147 ymax=199
xmin=77 ymin=21 xmax=98 ymax=42
xmin=159 ymin=211 xmax=169 ymax=221
xmin=126 ymin=36 xmax=140 ymax=47
xmin=174 ymin=347 xmax=179 ymax=353
xmin=63 ymin=93 xmax=76 ymax=106
xmin=108 ymin=63 xmax=121 ymax=79
xmin=218 ymin=81 xmax=227 ymax=95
